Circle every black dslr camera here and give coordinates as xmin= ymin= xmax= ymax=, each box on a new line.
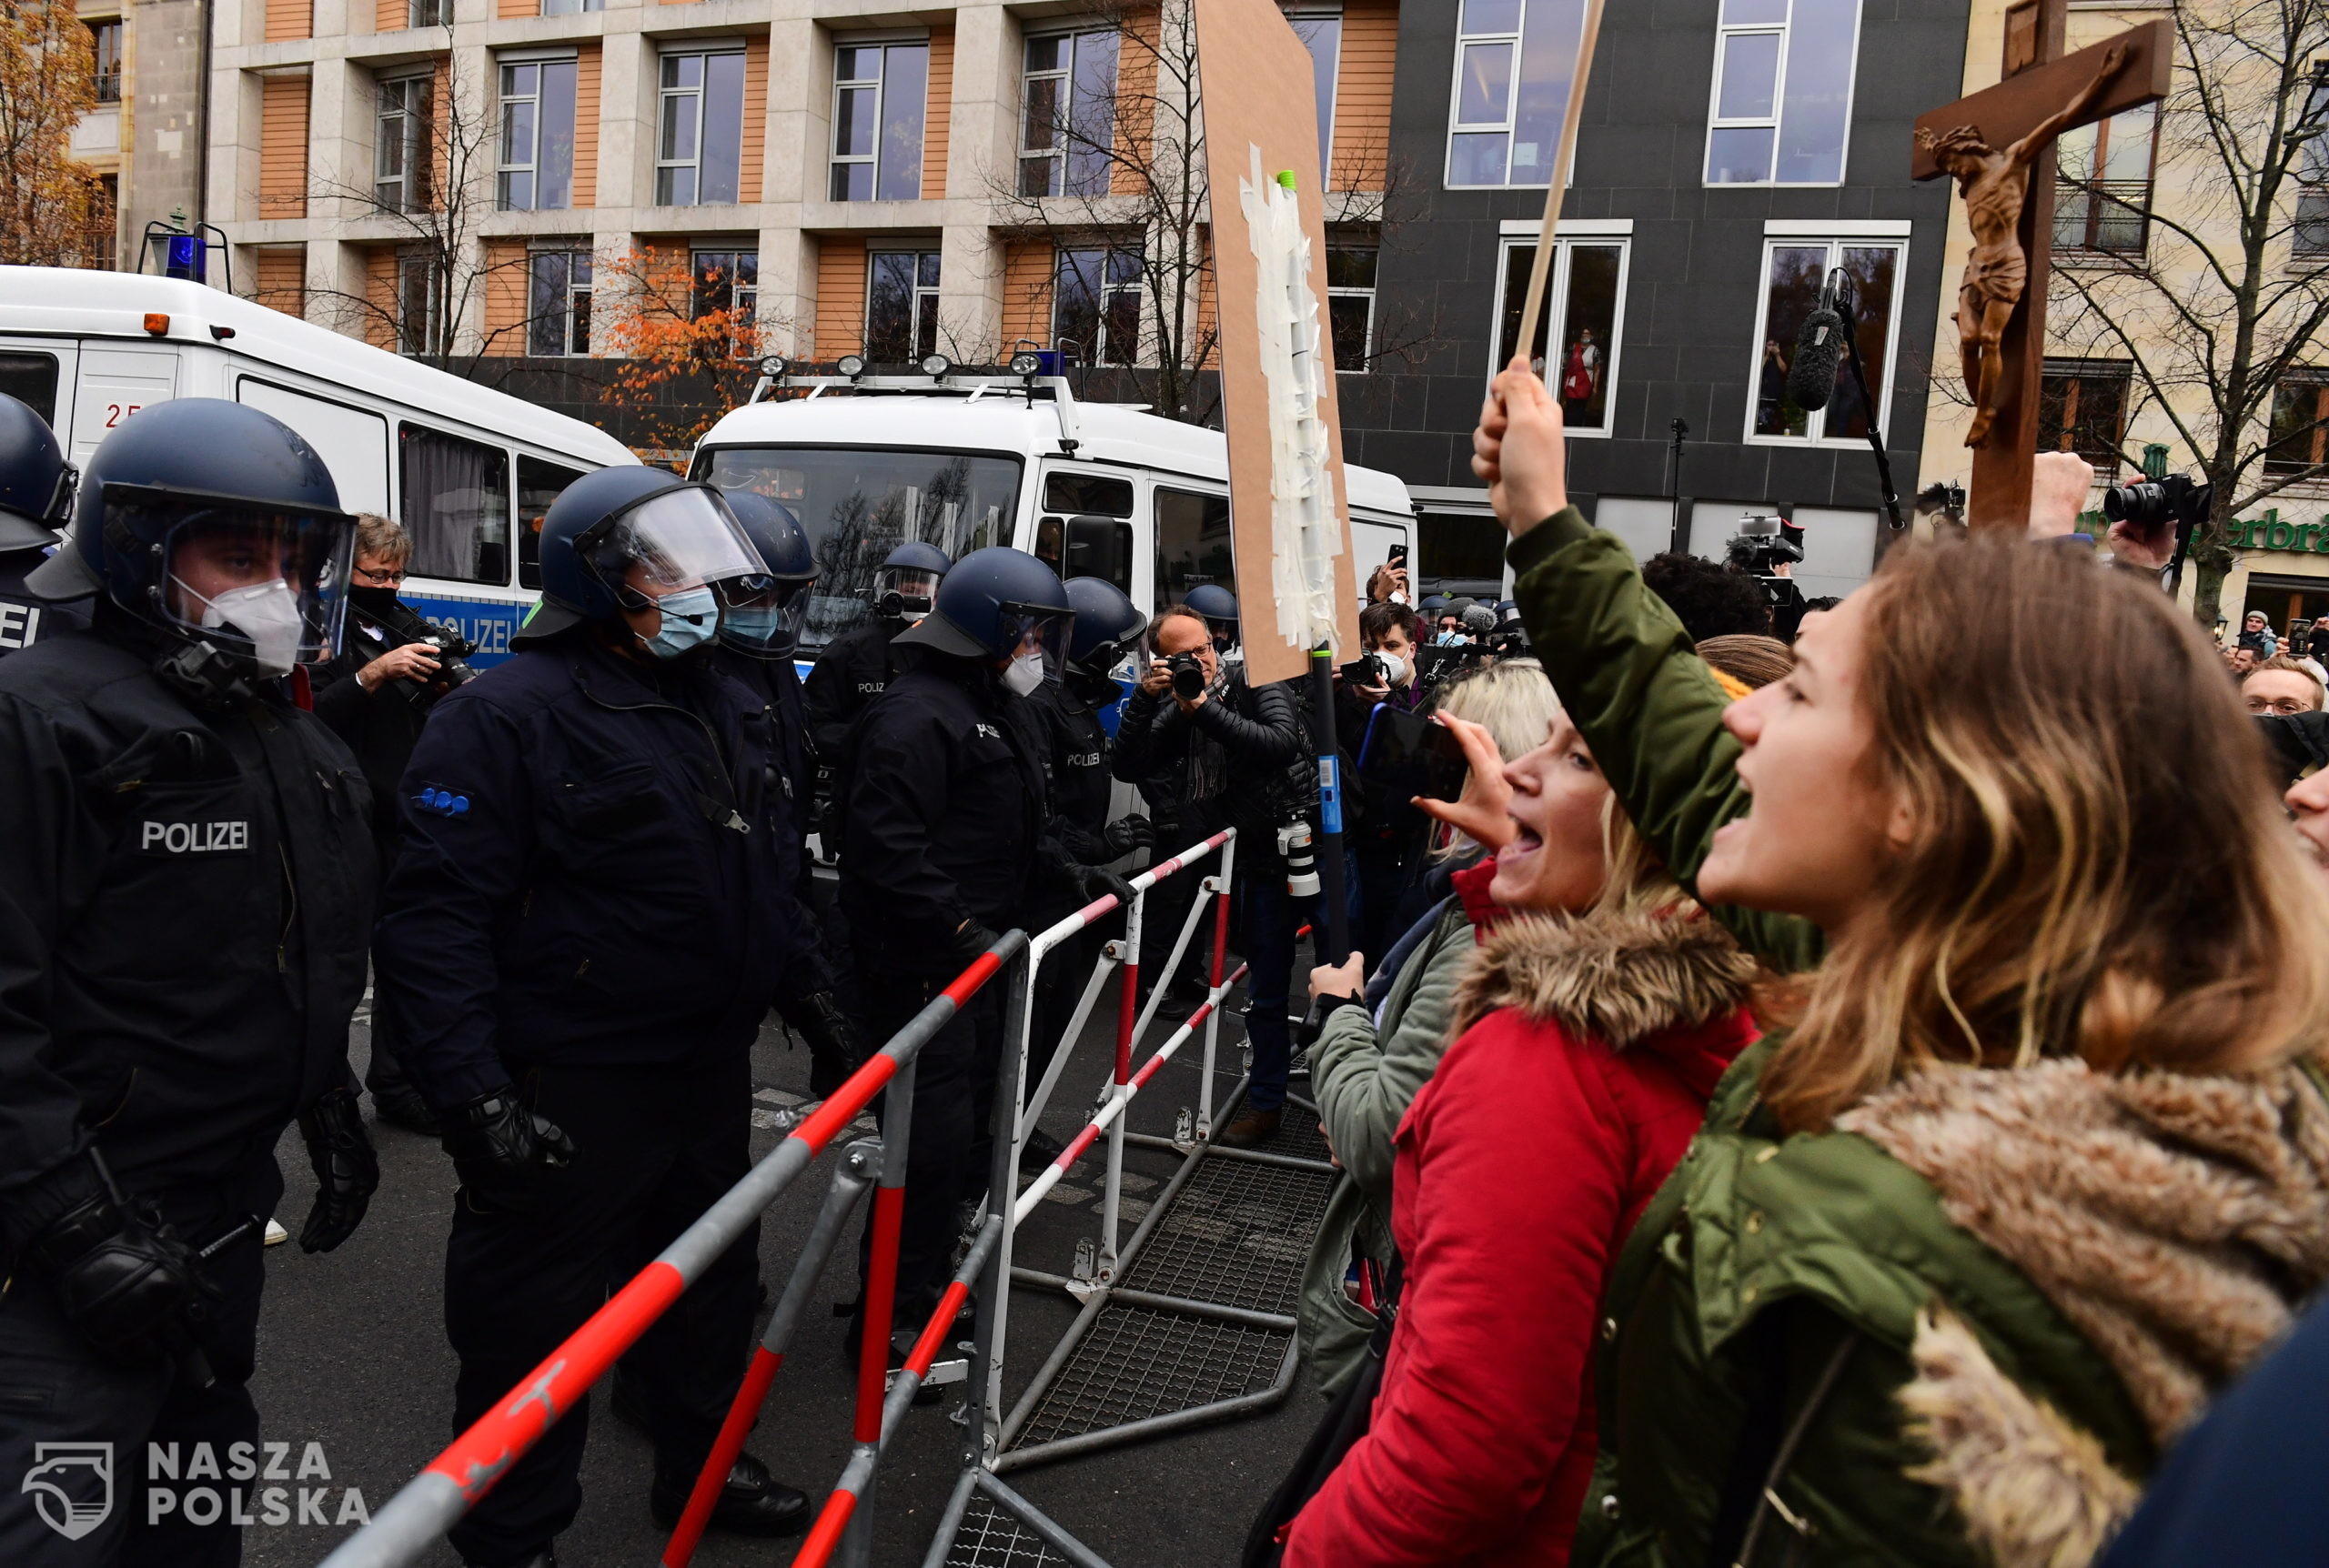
xmin=2102 ymin=471 xmax=2213 ymax=588
xmin=1166 ymin=650 xmax=1208 ymax=700
xmin=358 ymin=598 xmax=480 ymax=708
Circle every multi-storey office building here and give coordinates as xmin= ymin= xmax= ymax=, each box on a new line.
xmin=1340 ymin=0 xmax=1971 ymax=599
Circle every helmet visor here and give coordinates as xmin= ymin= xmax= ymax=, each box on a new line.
xmin=119 ymin=487 xmax=355 ymax=668
xmin=999 ymin=602 xmax=1074 ymax=677
xmin=587 ymin=486 xmax=765 ymax=603
xmin=876 ymin=566 xmax=942 ymax=605
xmin=716 ymin=574 xmax=815 ymax=651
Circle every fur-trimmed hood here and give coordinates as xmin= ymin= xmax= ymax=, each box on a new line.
xmin=1450 ymin=908 xmax=1758 ymax=1048
xmin=1841 ymin=1060 xmax=2329 ymax=1568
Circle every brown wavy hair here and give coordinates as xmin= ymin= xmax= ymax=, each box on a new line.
xmin=1762 ymin=534 xmax=2329 ymax=1131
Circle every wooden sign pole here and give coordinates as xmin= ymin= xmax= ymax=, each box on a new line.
xmin=1511 ymin=0 xmax=1606 ymax=367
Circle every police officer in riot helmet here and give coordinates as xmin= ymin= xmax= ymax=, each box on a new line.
xmin=839 ymin=547 xmax=1132 ymax=1344
xmin=802 ymin=538 xmax=951 ymax=761
xmin=1184 ymin=580 xmax=1240 ymax=661
xmin=0 ymin=398 xmax=378 ymax=1566
xmin=712 ymin=486 xmax=866 ymax=1097
xmin=376 ymin=467 xmax=829 ymax=1563
xmin=0 ymin=392 xmax=92 ymax=656
xmin=1016 ymin=577 xmax=1154 ymax=1165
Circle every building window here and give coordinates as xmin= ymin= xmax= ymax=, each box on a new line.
xmin=400 ymin=423 xmax=510 ymax=584
xmin=376 ymin=76 xmax=432 ymax=214
xmin=2054 ymin=104 xmax=2154 ymax=257
xmin=528 ymin=250 xmax=591 ymax=357
xmin=1493 ymin=237 xmax=1627 ymax=433
xmin=1748 ymin=238 xmax=1901 ymax=444
xmin=539 ymin=0 xmax=603 ymax=13
xmin=408 ymin=0 xmax=448 ymax=26
xmin=832 ymin=42 xmax=929 ymax=202
xmin=692 ymin=248 xmax=759 ymax=357
xmin=1326 ymin=244 xmax=1376 ymax=371
xmin=1019 ymin=31 xmax=1119 ymax=199
xmin=1704 ymin=0 xmax=1860 ymax=186
xmin=2038 ymin=359 xmax=2132 ymax=475
xmin=395 ymin=252 xmax=440 ymax=356
xmin=1447 ymin=0 xmax=1589 ymax=189
xmin=2296 ymin=70 xmax=2329 ymax=262
xmin=657 ymin=50 xmax=746 ymax=206
xmin=89 ymin=21 xmax=122 ymax=104
xmin=89 ymin=175 xmax=118 ymax=271
xmin=1054 ymin=246 xmax=1142 ymax=365
xmin=1287 ymin=7 xmax=1341 ymax=176
xmin=499 ymin=58 xmax=577 ymax=212
xmin=867 ymin=250 xmax=942 ymax=362
xmin=2266 ymin=374 xmax=2329 ymax=481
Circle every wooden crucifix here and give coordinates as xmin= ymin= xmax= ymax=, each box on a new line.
xmin=1911 ymin=1 xmax=2170 ymax=530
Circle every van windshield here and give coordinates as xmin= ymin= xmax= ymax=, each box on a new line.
xmin=696 ymin=446 xmax=1021 ymax=648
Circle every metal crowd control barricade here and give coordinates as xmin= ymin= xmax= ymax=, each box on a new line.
xmin=311 ymin=933 xmax=1030 ymax=1568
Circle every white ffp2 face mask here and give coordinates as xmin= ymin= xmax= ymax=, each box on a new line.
xmin=1002 ymin=651 xmax=1045 ymax=697
xmin=194 ymin=578 xmax=306 ymax=676
xmin=1374 ymin=650 xmax=1408 ymax=688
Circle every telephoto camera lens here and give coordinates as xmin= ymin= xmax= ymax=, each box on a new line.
xmin=1278 ymin=821 xmax=1321 ymax=899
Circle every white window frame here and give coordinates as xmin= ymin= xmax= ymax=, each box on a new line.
xmin=1701 ymin=0 xmax=1863 ymax=188
xmin=497 ymin=53 xmax=576 ymax=213
xmin=375 ymin=74 xmax=432 ymax=215
xmin=1485 ymin=228 xmax=1632 ymax=438
xmin=395 ymin=251 xmax=441 ymax=357
xmin=1741 ymin=232 xmax=1906 ymax=448
xmin=657 ymin=45 xmax=746 ymax=207
xmin=1444 ymin=0 xmax=1586 ymax=191
xmin=539 ymin=0 xmax=602 ymax=14
xmin=691 ymin=246 xmax=760 ymax=358
xmin=830 ymin=34 xmax=929 ymax=203
xmin=1325 ymin=243 xmax=1375 ymax=373
xmin=1018 ymin=28 xmax=1118 ymax=200
xmin=1053 ymin=245 xmax=1144 ymax=367
xmin=865 ymin=248 xmax=943 ymax=361
xmin=1287 ymin=5 xmax=1343 ymax=177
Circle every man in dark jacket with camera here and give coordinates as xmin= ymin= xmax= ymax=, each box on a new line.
xmin=377 ymin=467 xmax=837 ymax=1564
xmin=309 ymin=513 xmax=464 ymax=1133
xmin=1113 ymin=603 xmax=1310 ymax=1147
xmin=0 ymin=399 xmax=378 ymax=1567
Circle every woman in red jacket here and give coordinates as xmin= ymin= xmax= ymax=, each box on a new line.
xmin=1282 ymin=705 xmax=1759 ymax=1568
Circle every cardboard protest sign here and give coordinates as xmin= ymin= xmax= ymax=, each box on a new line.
xmin=1189 ymin=0 xmax=1361 ymax=685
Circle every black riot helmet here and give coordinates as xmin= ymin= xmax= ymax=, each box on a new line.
xmin=28 ymin=398 xmax=358 ymax=687
xmin=518 ymin=465 xmax=764 ymax=647
xmin=1182 ymin=582 xmax=1239 ymax=653
xmin=894 ymin=546 xmax=1071 ymax=674
xmin=1064 ymin=576 xmax=1144 ymax=679
xmin=0 ymin=394 xmax=74 ymax=552
xmin=875 ymin=539 xmax=951 ymax=622
xmin=715 ymin=487 xmax=818 ymax=657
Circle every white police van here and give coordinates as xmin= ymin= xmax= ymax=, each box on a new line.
xmin=0 ymin=266 xmax=636 ymax=666
xmin=690 ymin=364 xmax=1417 ymax=688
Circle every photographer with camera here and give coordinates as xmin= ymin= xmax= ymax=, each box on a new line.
xmin=1114 ymin=603 xmax=1312 ymax=1147
xmin=312 ymin=515 xmax=469 ymax=1132
xmin=1336 ymin=603 xmax=1427 ymax=960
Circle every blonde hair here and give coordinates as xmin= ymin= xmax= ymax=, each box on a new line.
xmin=2247 ymin=655 xmax=2326 ymax=710
xmin=354 ymin=514 xmax=411 ymax=567
xmin=1434 ymin=658 xmax=1558 ymax=761
xmin=1763 ymin=534 xmax=2329 ymax=1131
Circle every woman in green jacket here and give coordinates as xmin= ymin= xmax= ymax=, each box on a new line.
xmin=1473 ymin=363 xmax=2329 ymax=1568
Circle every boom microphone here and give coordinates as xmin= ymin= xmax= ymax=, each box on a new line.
xmin=1459 ymin=603 xmax=1499 ymax=636
xmin=1786 ymin=270 xmax=1848 ymax=413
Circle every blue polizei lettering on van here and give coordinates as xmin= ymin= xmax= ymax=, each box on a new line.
xmin=400 ymin=595 xmax=528 ymax=669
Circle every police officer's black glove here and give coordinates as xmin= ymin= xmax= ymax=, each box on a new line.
xmin=296 ymin=1087 xmax=378 ymax=1254
xmin=948 ymin=918 xmax=1005 ymax=972
xmin=440 ymin=1091 xmax=577 ymax=1214
xmin=788 ymin=990 xmax=868 ymax=1100
xmin=14 ymin=1153 xmax=217 ymax=1366
xmin=1070 ymin=862 xmax=1139 ymax=911
xmin=1100 ymin=814 xmax=1156 ymax=859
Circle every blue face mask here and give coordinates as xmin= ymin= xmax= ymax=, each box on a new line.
xmin=643 ymin=586 xmax=720 ymax=660
xmin=721 ymin=603 xmax=786 ymax=650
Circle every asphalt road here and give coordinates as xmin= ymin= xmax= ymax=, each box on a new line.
xmin=243 ymin=961 xmax=1325 ymax=1568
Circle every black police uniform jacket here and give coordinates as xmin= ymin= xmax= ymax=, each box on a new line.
xmin=802 ymin=616 xmax=902 ymax=761
xmin=712 ymin=645 xmax=816 ymax=827
xmin=1029 ymin=672 xmax=1118 ymax=864
xmin=0 ymin=547 xmax=91 ymax=658
xmin=374 ymin=633 xmax=822 ymax=1111
xmin=0 ymin=624 xmax=375 ymax=1201
xmin=838 ymin=652 xmax=1050 ymax=979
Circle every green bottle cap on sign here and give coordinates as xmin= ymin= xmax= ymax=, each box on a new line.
xmin=1276 ymin=170 xmax=1297 ymax=191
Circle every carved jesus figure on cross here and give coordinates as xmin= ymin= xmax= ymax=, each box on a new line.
xmin=1919 ymin=42 xmax=2127 ymax=447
